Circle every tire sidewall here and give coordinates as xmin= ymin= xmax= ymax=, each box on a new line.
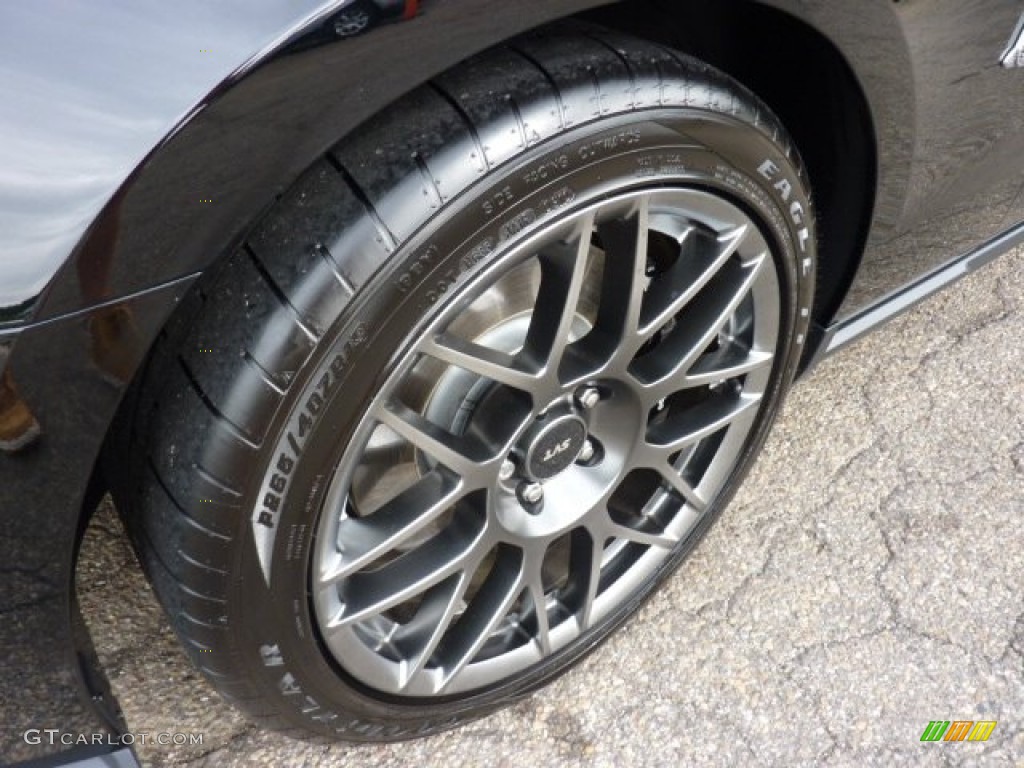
xmin=231 ymin=109 xmax=815 ymax=737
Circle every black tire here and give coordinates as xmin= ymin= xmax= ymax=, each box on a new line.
xmin=113 ymin=24 xmax=815 ymax=741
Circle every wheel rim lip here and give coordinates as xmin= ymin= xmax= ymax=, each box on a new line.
xmin=311 ymin=184 xmax=782 ymax=698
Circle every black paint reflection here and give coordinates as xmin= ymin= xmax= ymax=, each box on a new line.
xmin=837 ymin=0 xmax=1024 ymax=316
xmin=0 ymin=360 xmax=41 ymax=454
xmin=0 ymin=0 xmax=350 ymax=326
xmin=0 ymin=277 xmax=195 ymax=763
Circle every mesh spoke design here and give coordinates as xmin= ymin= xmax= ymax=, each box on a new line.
xmin=313 ymin=188 xmax=781 ymax=696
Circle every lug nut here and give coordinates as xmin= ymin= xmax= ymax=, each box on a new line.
xmin=576 ymin=386 xmax=601 ymax=410
xmin=499 ymin=458 xmax=516 ymax=481
xmin=578 ymin=438 xmax=595 ymax=464
xmin=518 ymin=481 xmax=544 ymax=506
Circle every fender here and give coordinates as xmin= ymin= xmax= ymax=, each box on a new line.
xmin=0 ymin=0 xmax=345 ymax=325
xmin=1 ymin=0 xmax=614 ymax=327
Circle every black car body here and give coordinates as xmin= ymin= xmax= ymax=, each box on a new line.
xmin=2 ymin=1 xmax=1023 ymax=765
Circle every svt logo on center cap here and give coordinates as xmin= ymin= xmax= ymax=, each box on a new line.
xmin=541 ymin=438 xmax=574 ymax=463
xmin=524 ymin=415 xmax=587 ymax=480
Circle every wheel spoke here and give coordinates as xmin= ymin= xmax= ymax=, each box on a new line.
xmin=682 ymin=347 xmax=774 ymax=388
xmin=602 ymin=519 xmax=678 ymax=550
xmin=632 ymin=252 xmax=768 ymax=403
xmin=395 ymin=570 xmax=473 ymax=690
xmin=436 ymin=549 xmax=526 ymax=691
xmin=637 ymin=224 xmax=750 ymax=342
xmin=377 ymin=402 xmax=490 ymax=479
xmin=320 ymin=470 xmax=463 ymax=584
xmin=655 ymin=465 xmax=707 ymax=512
xmin=646 ymin=392 xmax=761 ymax=456
xmin=571 ymin=528 xmax=605 ymax=632
xmin=592 ymin=197 xmax=649 ymax=345
xmin=421 ymin=333 xmax=542 ymax=392
xmin=527 ymin=567 xmax=552 ymax=656
xmin=324 ymin=522 xmax=484 ymax=630
xmin=522 ymin=212 xmax=594 ymax=376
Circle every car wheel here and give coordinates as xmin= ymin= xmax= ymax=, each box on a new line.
xmin=117 ymin=25 xmax=815 ymax=740
xmin=333 ymin=2 xmax=376 ymax=38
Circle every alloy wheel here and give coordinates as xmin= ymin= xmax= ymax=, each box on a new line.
xmin=312 ymin=187 xmax=781 ymax=697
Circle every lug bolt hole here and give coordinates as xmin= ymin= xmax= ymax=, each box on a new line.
xmin=499 ymin=458 xmax=516 ymax=482
xmin=517 ymin=481 xmax=544 ymax=512
xmin=576 ymin=436 xmax=603 ymax=467
xmin=575 ymin=385 xmax=602 ymax=410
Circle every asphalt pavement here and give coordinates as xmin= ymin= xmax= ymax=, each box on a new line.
xmin=76 ymin=246 xmax=1024 ymax=767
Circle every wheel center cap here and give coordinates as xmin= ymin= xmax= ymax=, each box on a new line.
xmin=522 ymin=413 xmax=587 ymax=481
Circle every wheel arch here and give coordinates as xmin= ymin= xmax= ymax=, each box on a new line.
xmin=78 ymin=0 xmax=908 ymax=525
xmin=78 ymin=0 xmax=900 ymax=522
xmin=88 ymin=0 xmax=899 ymax=571
xmin=580 ymin=0 xmax=884 ymax=334
xmin=38 ymin=0 xmax=903 ymax=334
